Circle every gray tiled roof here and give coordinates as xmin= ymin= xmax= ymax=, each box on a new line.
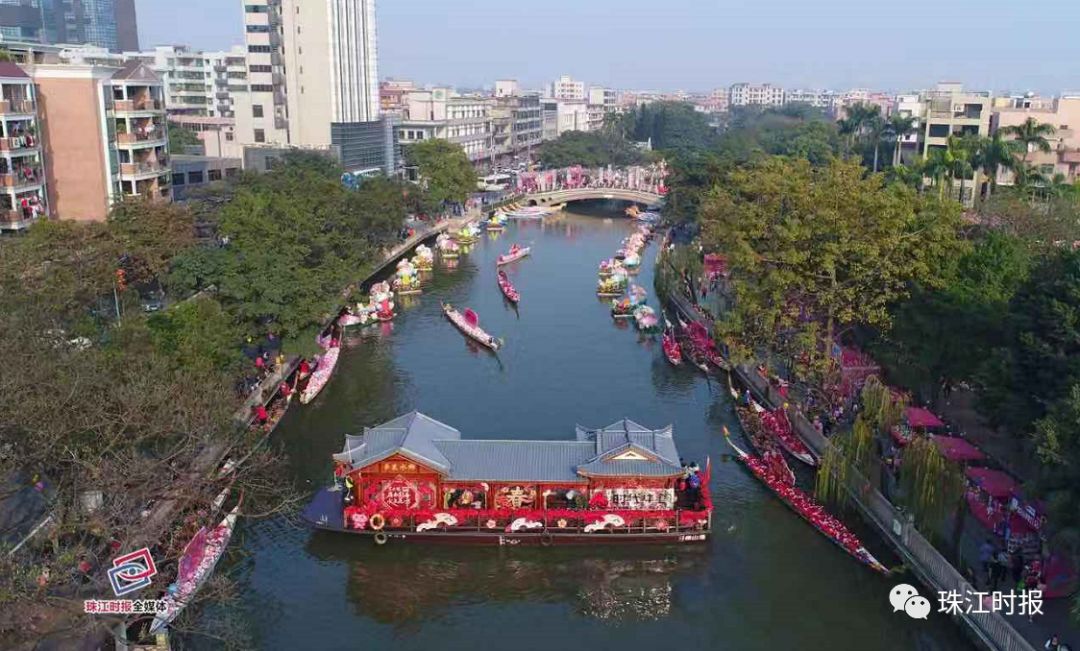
xmin=334 ymin=413 xmax=684 ymax=481
xmin=111 ymin=60 xmax=160 ymax=82
xmin=434 ymin=440 xmax=593 ymax=482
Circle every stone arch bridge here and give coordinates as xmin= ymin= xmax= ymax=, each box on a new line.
xmin=522 ymin=187 xmax=663 ymax=207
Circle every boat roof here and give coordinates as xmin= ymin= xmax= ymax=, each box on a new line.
xmin=335 ymin=412 xmax=685 ymax=481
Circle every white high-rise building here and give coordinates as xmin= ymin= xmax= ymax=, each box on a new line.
xmin=550 ymin=75 xmax=585 ymax=101
xmin=729 ymin=83 xmax=785 ymax=107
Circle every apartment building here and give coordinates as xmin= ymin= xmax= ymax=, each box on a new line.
xmin=122 ymin=46 xmax=248 ymax=119
xmin=399 ymin=89 xmax=492 ymax=163
xmin=236 ymin=0 xmax=288 ymax=146
xmin=550 ymin=75 xmax=584 ymax=101
xmin=893 ymin=94 xmax=925 ymax=166
xmin=729 ymin=83 xmax=785 ymax=107
xmin=917 ymin=82 xmax=991 ymax=204
xmin=0 ymin=61 xmax=46 ymax=231
xmin=541 ymin=98 xmax=558 ymax=141
xmin=495 ymin=79 xmax=519 ymax=98
xmin=785 ymin=89 xmax=835 ymax=109
xmin=556 ymin=100 xmax=590 ymax=135
xmin=379 ymin=79 xmax=415 ymax=112
xmin=29 ymin=59 xmax=170 ymax=221
xmin=991 ymin=94 xmax=1080 ymax=185
xmin=588 ymin=86 xmax=617 ymax=111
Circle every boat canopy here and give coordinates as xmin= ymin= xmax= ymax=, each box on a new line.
xmin=965 ymin=467 xmax=1018 ymax=499
xmin=931 ymin=436 xmax=985 ymax=463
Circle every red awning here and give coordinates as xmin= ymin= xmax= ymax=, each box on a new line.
xmin=965 ymin=467 xmax=1019 ymax=499
xmin=932 ymin=436 xmax=986 ymax=462
xmin=905 ymin=406 xmax=944 ymax=429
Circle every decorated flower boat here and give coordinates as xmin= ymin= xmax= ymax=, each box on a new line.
xmin=485 ymin=214 xmax=506 ymax=231
xmin=149 ymin=502 xmax=241 ymax=634
xmin=369 ymin=280 xmax=394 ymax=304
xmin=436 ymin=234 xmax=460 ymax=259
xmin=627 ymin=284 xmax=648 ymax=306
xmin=633 ymin=305 xmax=660 ymax=333
xmin=497 ymin=270 xmax=519 ymax=303
xmin=758 ymin=407 xmax=817 ymax=467
xmin=393 ymin=260 xmax=423 ymax=295
xmin=443 ymin=303 xmax=501 ymax=351
xmin=496 ymin=244 xmax=531 ymax=266
xmin=722 ymin=427 xmax=888 ymax=574
xmin=299 ymin=345 xmax=341 ymax=405
xmin=728 ymin=390 xmax=796 ymax=487
xmin=457 ymin=224 xmax=480 ymax=244
xmin=623 ymin=253 xmax=641 ymax=270
xmin=598 ymin=258 xmax=622 ymax=278
xmin=504 ymin=206 xmax=554 ymax=219
xmin=597 ymin=276 xmax=625 ymax=297
xmin=338 ymin=310 xmax=365 ymax=327
xmin=611 ymin=297 xmax=635 ymax=319
xmin=302 ymin=412 xmax=712 ymax=545
xmin=662 ymin=329 xmax=682 ymax=366
xmin=412 ymin=244 xmax=434 ymax=271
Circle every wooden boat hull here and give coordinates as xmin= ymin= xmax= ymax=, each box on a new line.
xmin=597 ymin=292 xmax=623 ymax=298
xmin=300 ymin=346 xmax=340 ymax=405
xmin=444 ymin=305 xmax=501 ymax=351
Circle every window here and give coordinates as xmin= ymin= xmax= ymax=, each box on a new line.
xmin=250 ymin=85 xmax=274 ymax=92
xmin=254 ymin=128 xmax=265 ymax=143
xmin=172 ymin=173 xmax=185 ymax=185
xmin=245 ymin=4 xmax=268 ymax=12
xmin=252 ymin=104 xmax=264 ymax=118
xmin=225 ymin=132 xmax=234 ymax=141
xmin=187 ymin=170 xmax=204 ymax=184
xmin=225 ymin=167 xmax=239 ymax=178
xmin=928 ymin=123 xmax=950 ymax=138
xmin=248 ymin=45 xmax=272 ymax=53
xmin=249 ymin=64 xmax=272 ymax=73
xmin=246 ymin=24 xmax=270 ymax=33
xmin=208 ymin=169 xmax=222 ymax=181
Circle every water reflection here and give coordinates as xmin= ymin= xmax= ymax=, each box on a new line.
xmin=305 ymin=533 xmax=707 ymax=626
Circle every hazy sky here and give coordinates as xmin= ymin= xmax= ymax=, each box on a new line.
xmin=136 ymin=0 xmax=1080 ymax=93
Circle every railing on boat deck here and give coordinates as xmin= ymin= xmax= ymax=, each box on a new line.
xmin=731 ymin=365 xmax=1036 ymax=651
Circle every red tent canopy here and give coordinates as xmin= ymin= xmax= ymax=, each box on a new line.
xmin=965 ymin=467 xmax=1019 ymax=499
xmin=932 ymin=436 xmax=986 ymax=463
xmin=905 ymin=406 xmax=944 ymax=429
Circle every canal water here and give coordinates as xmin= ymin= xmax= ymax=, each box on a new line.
xmin=204 ymin=205 xmax=973 ymax=650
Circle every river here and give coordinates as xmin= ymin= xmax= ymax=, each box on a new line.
xmin=197 ymin=204 xmax=973 ymax=650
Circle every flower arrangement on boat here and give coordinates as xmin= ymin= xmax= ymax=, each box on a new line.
xmin=412 ymin=244 xmax=434 ymax=271
xmin=598 ymin=258 xmax=623 ymax=278
xmin=611 ymin=296 xmax=635 ymax=318
xmin=486 ymin=213 xmax=507 ymax=231
xmin=458 ymin=223 xmax=480 ymax=244
xmin=633 ymin=305 xmax=660 ymax=333
xmin=597 ymin=276 xmax=626 ymax=296
xmin=393 ymin=260 xmax=422 ymax=295
xmin=369 ymin=281 xmax=393 ymax=304
xmin=623 ymin=252 xmax=641 ymax=269
xmin=627 ymin=284 xmax=648 ymax=306
xmin=759 ymin=408 xmax=818 ymax=467
xmin=496 ymin=244 xmax=530 ymax=266
xmin=436 ymin=233 xmax=460 ymax=258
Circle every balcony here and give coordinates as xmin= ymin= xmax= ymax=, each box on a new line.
xmin=116 ymin=130 xmax=166 ymax=146
xmin=0 ymin=209 xmax=38 ymax=230
xmin=119 ymin=160 xmax=170 ymax=177
xmin=113 ymin=99 xmax=163 ymax=113
xmin=0 ymin=136 xmax=38 ymax=152
xmin=0 ymin=168 xmax=42 ymax=189
xmin=0 ymin=99 xmax=35 ymax=115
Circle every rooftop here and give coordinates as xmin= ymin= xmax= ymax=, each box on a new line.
xmin=334 ymin=412 xmax=686 ymax=482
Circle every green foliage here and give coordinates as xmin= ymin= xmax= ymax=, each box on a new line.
xmin=815 ymin=415 xmax=877 ymax=507
xmin=979 ymin=191 xmax=1080 ymax=246
xmin=714 ymin=106 xmax=840 ymax=166
xmin=169 ymin=152 xmax=402 ymax=339
xmin=700 ymin=158 xmax=963 ymax=380
xmin=537 ymin=130 xmax=648 ymax=168
xmin=872 ymin=231 xmax=1032 ymax=395
xmin=147 ymin=296 xmax=245 ymax=376
xmin=860 ymin=376 xmax=905 ymax=433
xmin=898 ymin=436 xmax=968 ymax=541
xmin=404 ymin=138 xmax=477 ymax=208
xmin=168 ymin=122 xmax=202 ymax=153
xmin=624 ymin=101 xmax=718 ymax=155
xmin=977 ymin=248 xmax=1080 ymax=434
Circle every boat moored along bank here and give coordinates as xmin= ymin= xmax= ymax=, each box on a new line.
xmin=302 ymin=412 xmax=712 ymax=545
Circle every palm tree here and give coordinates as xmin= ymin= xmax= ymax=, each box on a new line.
xmin=974 ymin=133 xmax=1020 ymax=199
xmin=998 ymin=117 xmax=1056 ymax=164
xmin=922 ymin=148 xmax=954 ymax=200
xmin=867 ymin=115 xmax=888 ymax=173
xmin=947 ymin=135 xmax=978 ymax=204
xmin=837 ymin=102 xmax=881 ymax=156
xmin=885 ymin=159 xmax=924 ymax=191
xmin=887 ymin=115 xmax=918 ymax=168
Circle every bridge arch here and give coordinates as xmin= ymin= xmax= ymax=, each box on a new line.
xmin=522 ymin=187 xmax=663 ymax=207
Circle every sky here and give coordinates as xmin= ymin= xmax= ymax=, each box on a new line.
xmin=135 ymin=0 xmax=1080 ymax=94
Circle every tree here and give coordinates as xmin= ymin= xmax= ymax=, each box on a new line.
xmin=699 ymin=158 xmax=963 ymax=380
xmin=974 ymin=133 xmax=1020 ymax=199
xmin=1031 ymin=385 xmax=1080 ymax=575
xmin=168 ymin=122 xmax=202 ymax=153
xmin=887 ymin=115 xmax=918 ymax=168
xmin=536 ymin=130 xmax=647 ymax=168
xmin=404 ymin=138 xmax=477 ymax=209
xmin=998 ymin=117 xmax=1056 ymax=165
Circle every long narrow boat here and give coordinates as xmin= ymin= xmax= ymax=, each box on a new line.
xmin=662 ymin=329 xmax=682 ymax=366
xmin=759 ymin=407 xmax=818 ymax=467
xmin=496 ymin=245 xmax=530 ymax=266
xmin=149 ymin=503 xmax=241 ymax=634
xmin=443 ymin=304 xmax=501 ymax=351
xmin=728 ymin=383 xmax=796 ymax=487
xmin=497 ymin=270 xmax=519 ymax=303
xmin=299 ymin=346 xmax=340 ymax=405
xmin=722 ymin=428 xmax=889 ymax=574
